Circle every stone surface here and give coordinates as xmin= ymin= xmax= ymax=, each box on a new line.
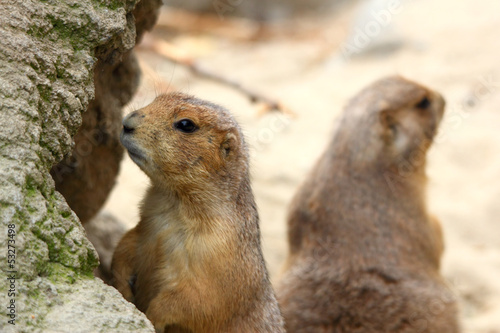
xmin=50 ymin=0 xmax=162 ymax=225
xmin=0 ymin=0 xmax=156 ymax=331
xmin=3 ymin=271 xmax=153 ymax=333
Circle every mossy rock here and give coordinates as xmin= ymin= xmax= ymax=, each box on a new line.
xmin=0 ymin=0 xmax=155 ymax=331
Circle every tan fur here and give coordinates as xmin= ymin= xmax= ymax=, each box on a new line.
xmin=277 ymin=76 xmax=460 ymax=333
xmin=111 ymin=93 xmax=285 ymax=333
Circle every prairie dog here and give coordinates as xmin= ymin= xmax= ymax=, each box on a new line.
xmin=277 ymin=76 xmax=459 ymax=333
xmin=111 ymin=93 xmax=285 ymax=333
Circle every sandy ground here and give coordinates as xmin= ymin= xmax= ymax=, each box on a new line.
xmin=104 ymin=0 xmax=500 ymax=331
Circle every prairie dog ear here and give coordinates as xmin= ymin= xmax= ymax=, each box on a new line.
xmin=379 ymin=110 xmax=398 ymax=138
xmin=221 ymin=129 xmax=239 ymax=158
xmin=379 ymin=110 xmax=412 ymax=153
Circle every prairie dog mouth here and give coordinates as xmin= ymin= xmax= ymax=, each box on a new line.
xmin=120 ymin=130 xmax=147 ymax=166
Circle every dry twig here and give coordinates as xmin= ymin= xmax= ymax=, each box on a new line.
xmin=138 ymin=34 xmax=295 ymax=116
xmin=155 ymin=8 xmax=263 ymax=41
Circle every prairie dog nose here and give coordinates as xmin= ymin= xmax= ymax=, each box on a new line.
xmin=122 ymin=111 xmax=142 ymax=134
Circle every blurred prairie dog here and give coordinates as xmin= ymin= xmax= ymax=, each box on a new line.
xmin=277 ymin=76 xmax=459 ymax=333
xmin=112 ymin=93 xmax=285 ymax=333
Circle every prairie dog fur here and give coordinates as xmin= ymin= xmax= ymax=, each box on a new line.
xmin=112 ymin=93 xmax=285 ymax=333
xmin=277 ymin=76 xmax=459 ymax=333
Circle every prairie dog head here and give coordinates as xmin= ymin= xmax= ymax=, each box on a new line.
xmin=339 ymin=76 xmax=445 ymax=167
xmin=120 ymin=93 xmax=247 ymax=192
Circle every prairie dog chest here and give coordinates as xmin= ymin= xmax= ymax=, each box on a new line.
xmin=136 ymin=212 xmax=191 ymax=285
xmin=136 ymin=209 xmax=235 ymax=289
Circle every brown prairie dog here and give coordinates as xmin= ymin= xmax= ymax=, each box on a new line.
xmin=277 ymin=76 xmax=460 ymax=333
xmin=111 ymin=93 xmax=285 ymax=333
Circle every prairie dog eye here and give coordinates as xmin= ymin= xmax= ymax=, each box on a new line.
xmin=174 ymin=119 xmax=198 ymax=133
xmin=415 ymin=96 xmax=431 ymax=109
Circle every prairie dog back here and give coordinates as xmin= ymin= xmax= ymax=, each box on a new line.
xmin=277 ymin=76 xmax=459 ymax=333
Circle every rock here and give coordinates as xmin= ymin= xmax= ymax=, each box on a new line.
xmin=0 ymin=0 xmax=158 ymax=331
xmin=50 ymin=0 xmax=162 ymax=225
xmin=4 ymin=271 xmax=154 ymax=333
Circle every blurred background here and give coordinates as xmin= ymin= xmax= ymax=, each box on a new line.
xmin=103 ymin=1 xmax=500 ymax=332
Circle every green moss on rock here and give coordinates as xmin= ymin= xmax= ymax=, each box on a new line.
xmin=0 ymin=0 xmax=156 ymax=331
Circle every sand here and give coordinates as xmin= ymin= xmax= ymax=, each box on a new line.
xmin=104 ymin=0 xmax=500 ymax=331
